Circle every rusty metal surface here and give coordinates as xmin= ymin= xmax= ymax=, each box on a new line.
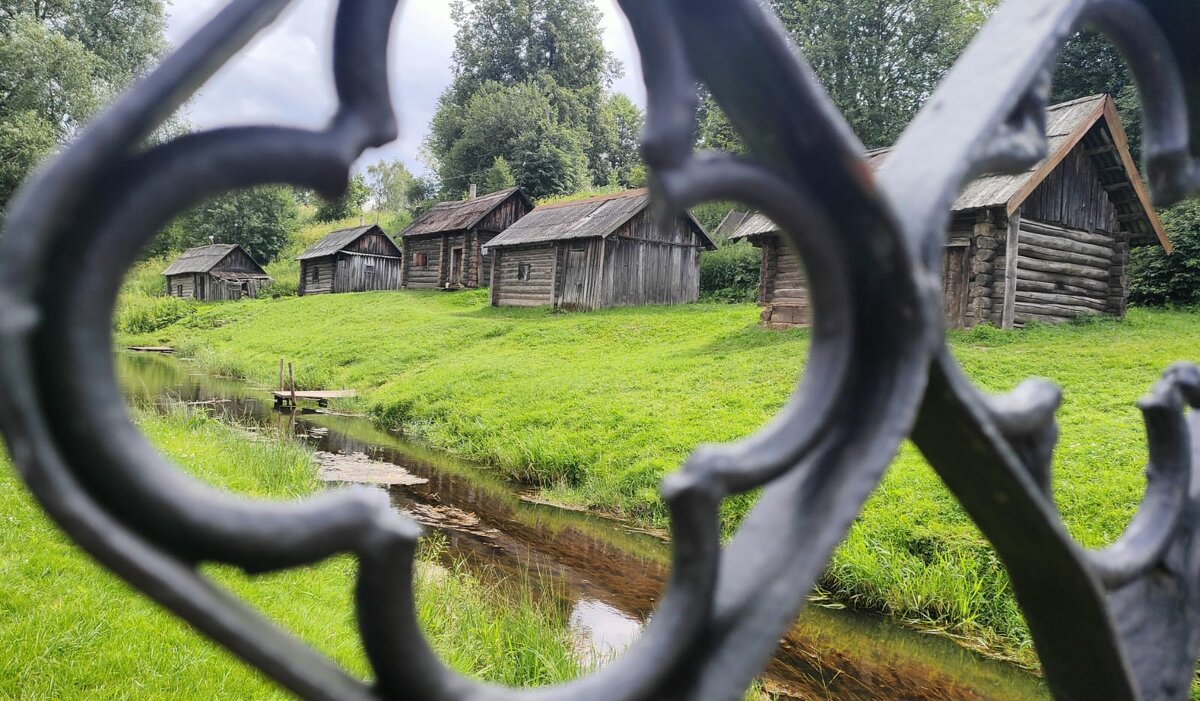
xmin=1 ymin=1 xmax=1200 ymax=700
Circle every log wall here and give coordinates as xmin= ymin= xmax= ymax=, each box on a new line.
xmin=403 ymin=235 xmax=443 ymax=288
xmin=491 ymin=244 xmax=558 ymax=307
xmin=1012 ymin=218 xmax=1123 ymax=325
xmin=300 ymin=259 xmax=335 ymax=296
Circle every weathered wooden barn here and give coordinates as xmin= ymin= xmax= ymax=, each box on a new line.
xmin=297 ymin=225 xmax=403 ymax=296
xmin=730 ymin=94 xmax=1170 ymax=329
xmin=398 ymin=187 xmax=533 ymax=289
xmin=162 ymin=244 xmax=272 ymax=301
xmin=483 ymin=189 xmax=716 ymax=310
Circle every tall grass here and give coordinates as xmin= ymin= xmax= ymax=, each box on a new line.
xmin=114 ymin=289 xmax=1200 ymax=664
xmin=0 ymin=405 xmax=582 ymax=697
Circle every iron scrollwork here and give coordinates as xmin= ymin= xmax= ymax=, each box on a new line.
xmin=1 ymin=0 xmax=1199 ymax=699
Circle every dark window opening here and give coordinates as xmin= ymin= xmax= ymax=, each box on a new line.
xmin=310 ymin=266 xmax=319 ymax=285
xmin=414 ymin=252 xmax=428 ymax=267
xmin=175 ymin=285 xmax=183 ymax=297
xmin=517 ymin=262 xmax=531 ymax=281
xmin=365 ymin=264 xmax=376 ymax=278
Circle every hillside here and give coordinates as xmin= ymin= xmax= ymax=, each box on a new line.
xmin=114 ymin=284 xmax=1200 ymax=663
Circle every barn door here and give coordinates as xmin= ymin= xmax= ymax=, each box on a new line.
xmin=942 ymin=245 xmax=970 ymax=329
xmin=560 ymin=243 xmax=589 ymax=309
xmin=335 ymin=257 xmax=349 ymax=294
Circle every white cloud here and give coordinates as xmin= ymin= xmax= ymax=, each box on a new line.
xmin=164 ymin=0 xmax=645 ymax=178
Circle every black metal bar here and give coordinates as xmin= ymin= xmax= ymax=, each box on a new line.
xmin=2 ymin=0 xmax=1200 ymax=699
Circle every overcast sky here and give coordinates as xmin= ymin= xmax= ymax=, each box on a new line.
xmin=165 ymin=1 xmax=646 ymax=177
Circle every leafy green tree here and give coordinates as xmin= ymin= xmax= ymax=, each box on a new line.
xmin=431 ymin=0 xmax=638 ymax=197
xmin=0 ymin=1 xmax=168 ymax=210
xmin=314 ymin=174 xmax=370 ymax=223
xmin=446 ymin=0 xmax=621 ymax=101
xmin=481 ymin=156 xmax=517 ymax=193
xmin=430 ymin=79 xmax=590 ymax=198
xmin=178 ymin=187 xmax=300 ymax=263
xmin=766 ymin=0 xmax=992 ymax=148
xmin=1130 ymin=200 xmax=1200 ymax=307
xmin=1051 ymin=30 xmax=1142 ymax=163
xmin=366 ymin=160 xmax=416 ymax=216
xmin=591 ymin=93 xmax=644 ymax=188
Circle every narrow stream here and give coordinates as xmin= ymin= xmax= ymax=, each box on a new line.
xmin=117 ymin=351 xmax=1049 ymax=700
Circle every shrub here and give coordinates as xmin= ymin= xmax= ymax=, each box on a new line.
xmin=114 ymin=293 xmax=195 ymax=334
xmin=700 ymin=241 xmax=760 ymax=303
xmin=1130 ymin=200 xmax=1200 ymax=307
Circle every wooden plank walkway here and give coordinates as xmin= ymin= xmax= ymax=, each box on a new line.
xmin=273 ymin=390 xmax=356 ymax=409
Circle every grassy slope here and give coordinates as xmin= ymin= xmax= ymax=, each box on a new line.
xmin=117 ymin=287 xmax=1200 ymax=663
xmin=0 ymin=408 xmax=579 ymax=699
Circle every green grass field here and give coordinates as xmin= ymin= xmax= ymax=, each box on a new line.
xmin=0 ymin=407 xmax=580 ymax=699
xmin=115 ymin=285 xmax=1200 ymax=665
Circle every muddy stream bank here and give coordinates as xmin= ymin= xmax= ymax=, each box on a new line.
xmin=117 ymin=351 xmax=1048 ymax=700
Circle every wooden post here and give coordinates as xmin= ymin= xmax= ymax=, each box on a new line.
xmin=278 ymin=358 xmax=285 ymax=392
xmin=1001 ymin=207 xmax=1022 ymax=330
xmin=288 ymin=363 xmax=296 ymax=408
xmin=489 ymin=249 xmax=500 ymax=306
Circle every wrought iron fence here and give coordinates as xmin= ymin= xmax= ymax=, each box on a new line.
xmin=1 ymin=0 xmax=1199 ymax=699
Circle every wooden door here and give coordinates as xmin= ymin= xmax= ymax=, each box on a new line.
xmin=942 ymin=245 xmax=970 ymax=329
xmin=335 ymin=257 xmax=349 ymax=294
xmin=450 ymin=248 xmax=464 ymax=287
xmin=560 ymin=243 xmax=589 ymax=309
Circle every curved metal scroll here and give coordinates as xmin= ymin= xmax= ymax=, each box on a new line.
xmin=0 ymin=0 xmax=1199 ymax=700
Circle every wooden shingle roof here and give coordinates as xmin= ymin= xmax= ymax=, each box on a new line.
xmin=733 ymin=95 xmax=1169 ymax=249
xmin=297 ymin=225 xmax=399 ymax=260
xmin=484 ymin=189 xmax=716 ymax=250
xmin=163 ymin=244 xmax=266 ymax=276
xmin=398 ymin=187 xmax=531 ymax=238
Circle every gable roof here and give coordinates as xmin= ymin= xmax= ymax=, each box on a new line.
xmin=399 ymin=187 xmax=532 ymax=238
xmin=733 ymin=95 xmax=1169 ymax=250
xmin=162 ymin=244 xmax=267 ymax=276
xmin=297 ymin=224 xmax=400 ymax=261
xmin=713 ymin=210 xmax=755 ymax=240
xmin=484 ymin=189 xmax=716 ymax=250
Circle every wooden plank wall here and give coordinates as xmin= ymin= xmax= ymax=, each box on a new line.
xmin=597 ymin=211 xmax=704 ymax=309
xmin=1013 ymin=218 xmax=1119 ymax=324
xmin=300 ymin=259 xmax=335 ymax=296
xmin=221 ymin=247 xmax=265 ymax=273
xmin=333 ymin=253 xmax=404 ymax=293
xmin=1022 ymin=143 xmax=1120 ymax=233
xmin=491 ymin=244 xmax=558 ymax=306
xmin=477 ymin=195 xmax=530 ymax=233
xmin=344 ymin=230 xmax=401 ymax=256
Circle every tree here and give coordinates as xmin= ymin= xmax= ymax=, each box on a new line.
xmin=446 ymin=0 xmax=621 ymax=102
xmin=591 ymin=93 xmax=645 ymax=188
xmin=177 ymin=187 xmax=299 ymax=263
xmin=430 ymin=79 xmax=590 ymax=199
xmin=0 ymin=1 xmax=168 ymax=211
xmin=481 ymin=156 xmax=517 ymax=193
xmin=1129 ymin=200 xmax=1200 ymax=307
xmin=430 ymin=0 xmax=639 ymax=197
xmin=366 ymin=160 xmax=416 ymax=216
xmin=766 ymin=0 xmax=993 ymax=148
xmin=1051 ymin=30 xmax=1143 ymax=163
xmin=314 ymin=174 xmax=370 ymax=223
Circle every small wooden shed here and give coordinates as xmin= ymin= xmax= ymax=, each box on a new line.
xmin=163 ymin=244 xmax=272 ymax=301
xmin=398 ymin=187 xmax=533 ymax=290
xmin=297 ymin=225 xmax=403 ymax=296
xmin=732 ymin=94 xmax=1170 ymax=329
xmin=483 ymin=189 xmax=716 ymax=310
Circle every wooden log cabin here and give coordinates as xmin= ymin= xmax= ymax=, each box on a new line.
xmin=297 ymin=225 xmax=403 ymax=295
xmin=163 ymin=244 xmax=272 ymax=301
xmin=730 ymin=94 xmax=1171 ymax=329
xmin=483 ymin=189 xmax=716 ymax=310
xmin=398 ymin=187 xmax=533 ymax=290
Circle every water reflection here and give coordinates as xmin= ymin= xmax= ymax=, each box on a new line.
xmin=117 ymin=351 xmax=1048 ymax=700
